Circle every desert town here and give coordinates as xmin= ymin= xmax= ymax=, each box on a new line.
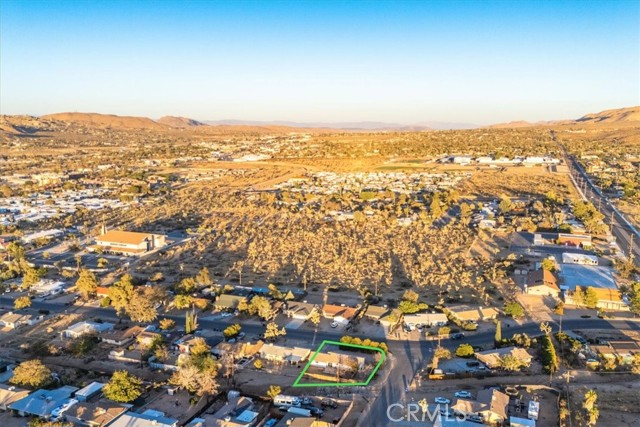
xmin=0 ymin=106 xmax=638 ymax=427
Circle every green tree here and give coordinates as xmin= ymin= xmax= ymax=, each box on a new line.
xmin=10 ymin=360 xmax=52 ymax=389
xmin=308 ymin=309 xmax=321 ymax=326
xmin=75 ymin=269 xmax=98 ymax=300
xmin=504 ymin=301 xmax=525 ymax=318
xmin=430 ymin=193 xmax=443 ymax=218
xmin=264 ymin=322 xmax=286 ymax=341
xmin=499 ymin=195 xmax=512 ymax=213
xmin=540 ymin=258 xmax=556 ymax=272
xmin=195 ymin=267 xmax=212 ymax=287
xmin=499 ymin=354 xmax=528 ymax=371
xmin=185 ymin=310 xmax=198 ymax=334
xmin=433 ymin=346 xmax=452 ymax=360
xmin=223 ymin=324 xmax=242 ymax=339
xmin=22 ymin=266 xmax=44 ymax=289
xmin=402 ymin=289 xmax=420 ymax=303
xmin=160 ymin=318 xmax=175 ymax=330
xmin=254 ymin=359 xmax=263 ymax=370
xmin=583 ymin=287 xmax=599 ymax=309
xmin=455 ymin=343 xmax=475 ymax=358
xmin=127 ymin=289 xmax=158 ymax=323
xmin=174 ymin=294 xmax=194 ymax=309
xmin=267 ymin=385 xmax=281 ymax=400
xmin=108 ymin=274 xmax=135 ymax=317
xmin=177 ymin=277 xmax=197 ymax=294
xmin=0 ymin=184 xmax=13 ymax=198
xmin=103 ymin=370 xmax=143 ymax=403
xmin=627 ymin=282 xmax=640 ymax=315
xmin=494 ymin=320 xmax=502 ymax=344
xmin=14 ymin=295 xmax=32 ymax=310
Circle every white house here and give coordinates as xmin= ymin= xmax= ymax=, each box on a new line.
xmin=403 ymin=312 xmax=448 ymax=328
xmin=61 ymin=321 xmax=113 ymax=339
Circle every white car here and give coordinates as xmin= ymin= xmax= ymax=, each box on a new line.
xmin=454 ymin=391 xmax=472 ymax=398
xmin=434 ymin=397 xmax=451 ymax=405
xmin=330 ymin=322 xmax=338 ymax=328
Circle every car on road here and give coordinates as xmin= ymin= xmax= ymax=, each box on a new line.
xmin=454 ymin=391 xmax=472 ymax=398
xmin=330 ymin=322 xmax=338 ymax=328
xmin=450 ymin=333 xmax=465 ymax=340
xmin=434 ymin=397 xmax=451 ymax=405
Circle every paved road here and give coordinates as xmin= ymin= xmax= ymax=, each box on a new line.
xmin=554 ymin=132 xmax=639 ymax=266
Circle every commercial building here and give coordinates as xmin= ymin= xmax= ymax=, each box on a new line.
xmin=92 ymin=229 xmax=166 ymax=256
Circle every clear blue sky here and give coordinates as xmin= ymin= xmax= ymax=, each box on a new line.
xmin=1 ymin=0 xmax=638 ymax=125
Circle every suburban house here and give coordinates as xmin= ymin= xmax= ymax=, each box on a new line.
xmin=0 ymin=311 xmax=44 ymax=329
xmin=9 ymin=385 xmax=78 ymax=418
xmin=524 ymin=269 xmax=560 ymax=297
xmin=136 ymin=330 xmax=162 ymax=347
xmin=310 ymin=352 xmax=365 ymax=371
xmin=510 ymin=417 xmax=536 ymax=427
xmin=322 ymin=304 xmax=359 ymax=325
xmin=100 ymin=326 xmax=144 ymax=346
xmin=277 ymin=416 xmax=336 ymax=427
xmin=259 ymin=343 xmax=311 ymax=364
xmin=363 ymin=305 xmax=389 ymax=321
xmin=564 ymin=286 xmax=628 ymax=311
xmin=30 ymin=280 xmax=65 ymax=297
xmin=403 ymin=312 xmax=448 ymax=328
xmin=108 ymin=348 xmax=144 ymax=364
xmin=593 ymin=340 xmax=640 ymax=365
xmin=61 ymin=321 xmax=114 ymax=339
xmin=452 ymin=389 xmax=509 ymax=424
xmin=284 ymin=301 xmax=318 ymax=320
xmin=74 ymin=382 xmax=105 ymax=402
xmin=557 ymin=233 xmax=592 ymax=248
xmin=212 ymin=341 xmax=264 ymax=360
xmin=64 ymin=401 xmax=130 ymax=427
xmin=199 ymin=393 xmax=258 ymax=427
xmin=176 ymin=335 xmax=224 ymax=354
xmin=92 ymin=229 xmax=167 ymax=256
xmin=215 ymin=294 xmax=246 ymax=311
xmin=447 ymin=305 xmax=499 ymax=322
xmin=562 ymin=252 xmax=598 ymax=266
xmin=475 ymin=347 xmax=533 ymax=369
xmin=108 ymin=410 xmax=178 ymax=427
xmin=0 ymin=384 xmax=30 ymax=411
xmin=95 ymin=286 xmax=110 ymax=298
xmin=148 ymin=353 xmax=186 ymax=372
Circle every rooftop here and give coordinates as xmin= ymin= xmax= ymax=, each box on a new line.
xmin=559 ymin=264 xmax=617 ymax=290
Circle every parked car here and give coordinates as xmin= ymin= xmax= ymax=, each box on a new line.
xmin=450 ymin=333 xmax=465 ymax=340
xmin=321 ymin=399 xmax=338 ymax=409
xmin=434 ymin=397 xmax=451 ymax=404
xmin=454 ymin=391 xmax=472 ymax=398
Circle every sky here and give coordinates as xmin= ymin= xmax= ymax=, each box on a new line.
xmin=1 ymin=0 xmax=639 ymax=125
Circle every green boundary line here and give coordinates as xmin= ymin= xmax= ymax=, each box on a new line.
xmin=292 ymin=340 xmax=386 ymax=387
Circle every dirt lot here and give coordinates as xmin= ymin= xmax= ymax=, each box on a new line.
xmin=572 ymin=380 xmax=640 ymax=427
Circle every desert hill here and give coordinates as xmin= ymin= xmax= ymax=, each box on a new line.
xmin=576 ymin=106 xmax=640 ymax=124
xmin=487 ymin=106 xmax=640 ymax=129
xmin=42 ymin=112 xmax=167 ymax=130
xmin=157 ymin=116 xmax=207 ymax=128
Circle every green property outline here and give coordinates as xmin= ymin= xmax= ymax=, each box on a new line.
xmin=292 ymin=340 xmax=386 ymax=387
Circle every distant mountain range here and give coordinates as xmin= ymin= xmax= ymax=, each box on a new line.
xmin=202 ymin=119 xmax=477 ymax=130
xmin=1 ymin=106 xmax=638 ymax=135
